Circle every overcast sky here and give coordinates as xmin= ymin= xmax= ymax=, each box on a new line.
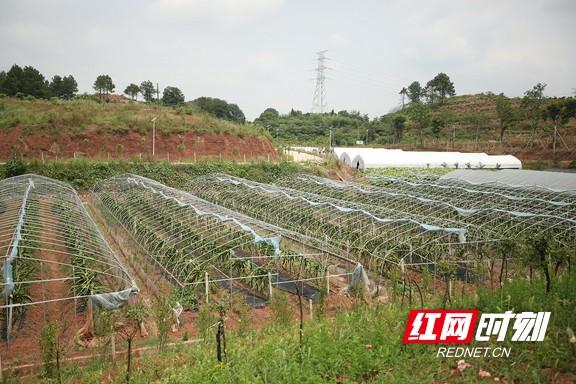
xmin=1 ymin=0 xmax=575 ymax=120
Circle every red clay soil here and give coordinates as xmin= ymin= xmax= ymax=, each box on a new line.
xmin=1 ymin=200 xmax=83 ymax=368
xmin=0 ymin=126 xmax=277 ymax=161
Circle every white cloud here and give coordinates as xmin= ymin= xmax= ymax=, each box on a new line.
xmin=329 ymin=33 xmax=348 ymax=47
xmin=147 ymin=0 xmax=284 ymax=26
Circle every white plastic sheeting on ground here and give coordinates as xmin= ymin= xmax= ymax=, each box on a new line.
xmin=332 ymin=147 xmax=521 ymax=169
xmin=441 ymin=169 xmax=576 ymax=193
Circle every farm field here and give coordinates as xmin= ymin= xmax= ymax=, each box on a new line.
xmin=0 ymin=163 xmax=574 ymax=383
xmin=2 ymin=0 xmax=575 ymax=381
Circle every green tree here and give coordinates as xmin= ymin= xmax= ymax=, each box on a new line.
xmin=464 ymin=112 xmax=489 ymax=144
xmin=255 ymin=107 xmax=279 ymax=132
xmin=1 ymin=64 xmax=48 ymax=98
xmin=50 ymin=74 xmax=77 ymax=99
xmin=154 ymin=298 xmax=173 ymax=352
xmin=543 ymin=98 xmax=576 ymax=155
xmin=407 ymin=81 xmax=422 ymax=104
xmin=399 ymin=87 xmax=408 ymax=109
xmin=49 ymin=75 xmax=63 ymax=97
xmin=124 ymin=83 xmax=140 ymax=101
xmin=192 ymin=96 xmax=246 ymax=123
xmin=162 ymin=86 xmax=185 ymax=106
xmin=140 ymin=80 xmax=156 ymax=102
xmin=522 ymin=82 xmax=546 ymax=146
xmin=392 ymin=115 xmax=406 ymax=143
xmin=21 ymin=65 xmax=49 ymax=98
xmin=1 ymin=64 xmax=24 ymax=96
xmin=430 ymin=116 xmax=445 ymax=141
xmin=426 ymin=73 xmax=455 ymax=104
xmin=93 ymin=74 xmax=115 ymax=101
xmin=257 ymin=107 xmax=280 ymax=121
xmin=61 ymin=75 xmax=78 ymax=99
xmin=409 ymin=103 xmax=431 ymax=145
xmin=424 ymin=82 xmax=436 ymax=105
xmin=495 ymin=94 xmax=517 ymax=143
xmin=0 ymin=70 xmax=6 ymax=93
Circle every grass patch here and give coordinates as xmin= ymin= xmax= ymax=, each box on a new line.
xmin=0 ymin=158 xmax=327 ymax=191
xmin=0 ymin=98 xmax=267 ymax=138
xmin=33 ymin=272 xmax=575 ymax=383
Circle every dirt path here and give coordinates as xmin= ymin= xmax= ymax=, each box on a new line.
xmin=285 ymin=150 xmax=323 ymax=163
xmin=1 ymin=198 xmax=80 ymax=367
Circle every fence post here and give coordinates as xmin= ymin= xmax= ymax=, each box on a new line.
xmin=309 ymin=299 xmax=313 ymax=319
xmin=326 ymin=270 xmax=330 ymax=293
xmin=268 ymin=272 xmax=273 ymax=298
xmin=243 ymin=153 xmax=246 ymax=162
xmin=6 ymin=297 xmax=12 ymax=342
xmin=205 ymin=272 xmax=209 ymax=303
xmin=194 ymin=152 xmax=196 ymax=162
xmin=111 ymin=333 xmax=116 ymax=361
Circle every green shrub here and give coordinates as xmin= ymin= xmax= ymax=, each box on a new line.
xmin=197 ymin=304 xmax=215 ymax=342
xmin=155 ymin=298 xmax=174 ymax=352
xmin=39 ymin=323 xmax=58 ymax=378
xmin=4 ymin=154 xmax=26 ymax=177
xmin=270 ymin=292 xmax=292 ymax=326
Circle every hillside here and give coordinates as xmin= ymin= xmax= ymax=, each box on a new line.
xmin=390 ymin=94 xmax=576 ymax=165
xmin=0 ymin=97 xmax=276 ymax=160
xmin=258 ymin=94 xmax=576 ymax=166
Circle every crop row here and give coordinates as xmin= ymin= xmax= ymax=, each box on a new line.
xmin=91 ymin=175 xmax=329 ymax=303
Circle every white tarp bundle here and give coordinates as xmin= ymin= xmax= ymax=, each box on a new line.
xmin=333 ymin=147 xmax=522 ymax=170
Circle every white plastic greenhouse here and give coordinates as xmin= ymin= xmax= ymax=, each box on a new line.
xmin=333 ymin=147 xmax=522 ymax=170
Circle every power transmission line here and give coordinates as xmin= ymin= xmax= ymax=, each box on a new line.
xmin=312 ymin=50 xmax=329 ymax=113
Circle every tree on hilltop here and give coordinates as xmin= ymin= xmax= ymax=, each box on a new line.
xmin=93 ymin=74 xmax=115 ymax=101
xmin=162 ymin=86 xmax=185 ymax=106
xmin=140 ymin=80 xmax=156 ymax=102
xmin=124 ymin=83 xmax=140 ymax=101
xmin=407 ymin=81 xmax=422 ymax=104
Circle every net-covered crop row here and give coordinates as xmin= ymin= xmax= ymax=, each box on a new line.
xmin=276 ymin=174 xmax=576 ymax=244
xmin=187 ymin=174 xmax=472 ymax=272
xmin=91 ymin=174 xmax=348 ymax=301
xmin=0 ymin=175 xmax=136 ymax=340
xmin=365 ymin=174 xmax=576 ymax=244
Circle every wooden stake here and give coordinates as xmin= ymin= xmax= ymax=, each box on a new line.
xmin=268 ymin=272 xmax=273 ymax=298
xmin=205 ymin=272 xmax=209 ymax=303
xmin=111 ymin=334 xmax=116 ymax=361
xmin=308 ymin=299 xmax=313 ymax=319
